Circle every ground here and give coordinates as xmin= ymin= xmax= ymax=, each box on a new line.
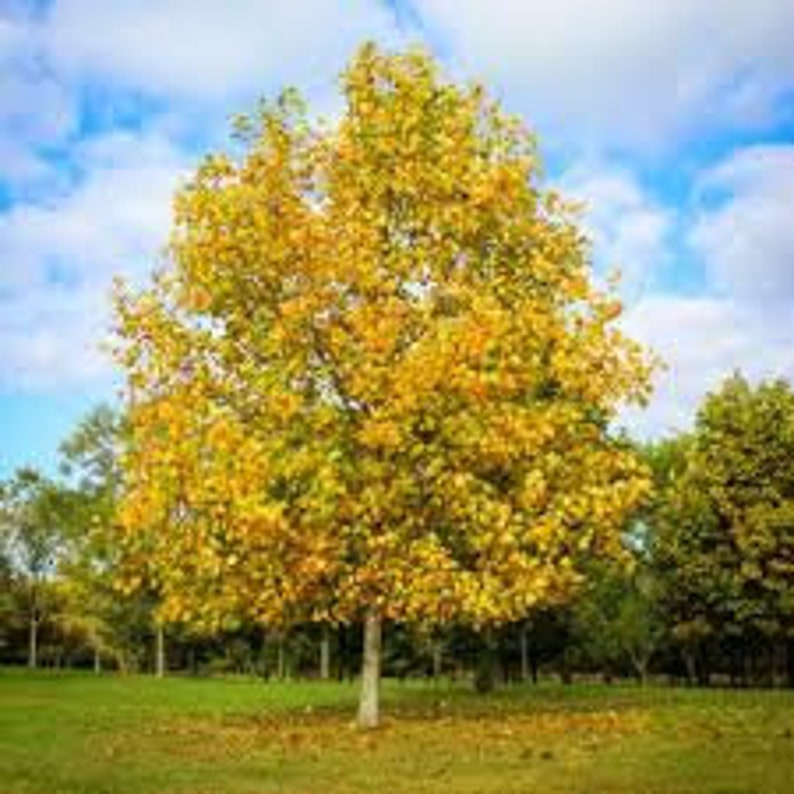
xmin=1 ymin=670 xmax=793 ymax=793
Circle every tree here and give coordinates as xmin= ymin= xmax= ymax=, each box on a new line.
xmin=113 ymin=44 xmax=653 ymax=727
xmin=59 ymin=405 xmax=123 ymax=511
xmin=694 ymin=375 xmax=794 ymax=683
xmin=651 ymin=375 xmax=794 ymax=686
xmin=573 ymin=561 xmax=661 ymax=683
xmin=56 ymin=406 xmax=124 ymax=671
xmin=649 ymin=441 xmax=728 ymax=683
xmin=56 ymin=406 xmax=162 ymax=674
xmin=0 ymin=543 xmax=15 ymax=658
xmin=613 ymin=570 xmax=661 ymax=684
xmin=0 ymin=469 xmax=67 ymax=668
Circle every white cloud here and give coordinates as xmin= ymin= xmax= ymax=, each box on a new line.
xmin=622 ymin=295 xmax=794 ymax=436
xmin=558 ymin=163 xmax=674 ymax=301
xmin=690 ymin=144 xmax=794 ymax=302
xmin=0 ymin=8 xmax=76 ymax=187
xmin=0 ymin=284 xmax=109 ymax=390
xmin=45 ymin=0 xmax=401 ymax=100
xmin=556 ymin=144 xmax=794 ymax=438
xmin=414 ymin=0 xmax=794 ymax=147
xmin=0 ymin=72 xmax=72 ymax=142
xmin=0 ymin=130 xmax=190 ymax=390
xmin=1 ymin=0 xmax=792 ymax=444
xmin=0 ymin=1 xmax=406 ymax=393
xmin=0 ymin=5 xmax=33 ymax=60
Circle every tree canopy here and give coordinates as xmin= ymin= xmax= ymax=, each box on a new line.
xmin=648 ymin=374 xmax=794 ymax=683
xmin=113 ymin=44 xmax=653 ymax=725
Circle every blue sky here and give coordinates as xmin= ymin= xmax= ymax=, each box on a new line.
xmin=1 ymin=0 xmax=793 ymax=476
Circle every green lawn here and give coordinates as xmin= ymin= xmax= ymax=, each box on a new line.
xmin=2 ymin=670 xmax=793 ymax=794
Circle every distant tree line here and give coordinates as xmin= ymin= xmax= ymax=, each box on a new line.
xmin=2 ymin=373 xmax=793 ymax=688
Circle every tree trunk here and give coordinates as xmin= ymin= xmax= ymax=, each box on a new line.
xmin=357 ymin=613 xmax=382 ymax=729
xmin=336 ymin=624 xmax=346 ymax=681
xmin=155 ymin=623 xmax=165 ymax=678
xmin=432 ymin=640 xmax=443 ymax=680
xmin=629 ymin=650 xmax=649 ymax=685
xmin=320 ymin=625 xmax=331 ymax=680
xmin=559 ymin=648 xmax=573 ymax=685
xmin=260 ymin=632 xmax=270 ymax=680
xmin=475 ymin=627 xmax=498 ymax=693
xmin=277 ymin=637 xmax=286 ymax=680
xmin=740 ymin=655 xmax=748 ymax=687
xmin=774 ymin=640 xmax=787 ymax=688
xmin=520 ymin=623 xmax=529 ymax=682
xmin=530 ymin=654 xmax=539 ymax=684
xmin=28 ymin=612 xmax=38 ymax=670
xmin=94 ymin=647 xmax=102 ymax=674
xmin=683 ymin=648 xmax=696 ymax=686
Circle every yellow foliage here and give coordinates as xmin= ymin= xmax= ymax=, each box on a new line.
xmin=112 ymin=44 xmax=653 ymax=631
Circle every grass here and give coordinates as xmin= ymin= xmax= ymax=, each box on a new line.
xmin=2 ymin=669 xmax=794 ymax=793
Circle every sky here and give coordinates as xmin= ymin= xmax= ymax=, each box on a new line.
xmin=1 ymin=0 xmax=793 ymax=475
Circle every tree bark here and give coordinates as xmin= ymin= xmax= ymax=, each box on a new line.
xmin=683 ymin=648 xmax=696 ymax=686
xmin=28 ymin=611 xmax=38 ymax=670
xmin=775 ymin=640 xmax=787 ymax=688
xmin=357 ymin=613 xmax=382 ymax=729
xmin=629 ymin=649 xmax=649 ymax=685
xmin=320 ymin=625 xmax=331 ymax=680
xmin=432 ymin=639 xmax=443 ymax=680
xmin=277 ymin=637 xmax=286 ymax=680
xmin=520 ymin=622 xmax=529 ymax=682
xmin=155 ymin=623 xmax=165 ymax=678
xmin=475 ymin=627 xmax=498 ymax=693
xmin=336 ymin=624 xmax=346 ymax=681
xmin=260 ymin=632 xmax=270 ymax=680
xmin=94 ymin=647 xmax=101 ymax=674
xmin=559 ymin=648 xmax=573 ymax=685
xmin=786 ymin=639 xmax=794 ymax=689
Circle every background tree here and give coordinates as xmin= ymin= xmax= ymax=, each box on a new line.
xmin=59 ymin=404 xmax=122 ymax=515
xmin=56 ymin=407 xmax=120 ymax=670
xmin=0 ymin=469 xmax=67 ymax=668
xmin=0 ymin=542 xmax=15 ymax=658
xmin=572 ymin=560 xmax=660 ymax=684
xmin=56 ymin=406 xmax=163 ymax=673
xmin=113 ymin=44 xmax=653 ymax=727
xmin=649 ymin=375 xmax=794 ymax=686
xmin=692 ymin=375 xmax=794 ymax=684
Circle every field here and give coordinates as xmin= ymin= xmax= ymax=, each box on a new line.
xmin=2 ymin=670 xmax=794 ymax=794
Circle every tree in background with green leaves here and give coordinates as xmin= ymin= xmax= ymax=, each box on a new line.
xmin=650 ymin=374 xmax=794 ymax=685
xmin=0 ymin=469 xmax=68 ymax=668
xmin=56 ymin=405 xmax=164 ymax=673
xmin=572 ymin=559 xmax=662 ymax=684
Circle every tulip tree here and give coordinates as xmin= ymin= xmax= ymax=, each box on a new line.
xmin=113 ymin=44 xmax=652 ymax=727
